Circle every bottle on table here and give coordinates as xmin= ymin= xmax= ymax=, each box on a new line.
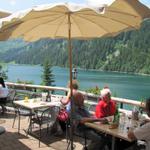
xmin=113 ymin=104 xmax=120 ymax=124
xmin=132 ymin=106 xmax=139 ymax=120
xmin=46 ymin=93 xmax=51 ymax=102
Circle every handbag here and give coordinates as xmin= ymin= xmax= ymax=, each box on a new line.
xmin=57 ymin=108 xmax=69 ymax=122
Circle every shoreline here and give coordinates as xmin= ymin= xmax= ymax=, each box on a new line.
xmin=4 ymin=63 xmax=150 ymax=77
xmin=76 ymin=67 xmax=150 ymax=77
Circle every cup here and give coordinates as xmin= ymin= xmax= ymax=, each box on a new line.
xmin=119 ymin=113 xmax=126 ymax=131
xmin=24 ymin=96 xmax=29 ymax=103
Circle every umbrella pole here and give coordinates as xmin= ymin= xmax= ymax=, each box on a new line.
xmin=68 ymin=12 xmax=74 ymax=150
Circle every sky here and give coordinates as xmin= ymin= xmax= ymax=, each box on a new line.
xmin=0 ymin=0 xmax=149 ymax=13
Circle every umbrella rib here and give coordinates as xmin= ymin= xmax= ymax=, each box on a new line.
xmin=0 ymin=21 xmax=22 ymax=32
xmin=19 ymin=14 xmax=65 ymax=37
xmin=107 ymin=8 xmax=140 ymax=18
xmin=0 ymin=13 xmax=63 ymax=32
xmin=24 ymin=12 xmax=64 ymax=21
xmin=53 ymin=15 xmax=67 ymax=37
xmin=75 ymin=14 xmax=111 ymax=34
xmin=76 ymin=13 xmax=138 ymax=31
xmin=101 ymin=14 xmax=138 ymax=29
xmin=70 ymin=15 xmax=83 ymax=37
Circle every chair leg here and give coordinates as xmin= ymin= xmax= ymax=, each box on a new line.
xmin=28 ymin=116 xmax=33 ymax=133
xmin=39 ymin=125 xmax=41 ymax=147
xmin=18 ymin=114 xmax=21 ymax=133
xmin=46 ymin=123 xmax=49 ymax=134
xmin=66 ymin=120 xmax=70 ymax=143
xmin=83 ymin=131 xmax=88 ymax=150
xmin=12 ymin=113 xmax=17 ymax=128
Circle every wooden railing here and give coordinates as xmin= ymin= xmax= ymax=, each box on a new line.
xmin=6 ymin=82 xmax=144 ymax=109
xmin=6 ymin=82 xmax=68 ymax=93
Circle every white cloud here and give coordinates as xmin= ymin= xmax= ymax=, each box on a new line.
xmin=86 ymin=0 xmax=115 ymax=6
xmin=10 ymin=0 xmax=16 ymax=6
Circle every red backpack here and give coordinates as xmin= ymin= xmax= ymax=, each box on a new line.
xmin=57 ymin=108 xmax=69 ymax=122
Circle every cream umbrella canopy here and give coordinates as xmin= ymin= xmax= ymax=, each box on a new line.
xmin=0 ymin=0 xmax=149 ymax=90
xmin=0 ymin=0 xmax=149 ymax=149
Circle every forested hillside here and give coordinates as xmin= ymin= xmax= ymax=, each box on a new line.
xmin=0 ymin=19 xmax=150 ymax=74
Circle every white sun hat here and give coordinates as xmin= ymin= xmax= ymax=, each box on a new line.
xmin=101 ymin=88 xmax=111 ymax=98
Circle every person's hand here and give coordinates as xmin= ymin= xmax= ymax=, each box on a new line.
xmin=100 ymin=118 xmax=108 ymax=124
xmin=127 ymin=130 xmax=136 ymax=140
xmin=60 ymin=98 xmax=66 ymax=105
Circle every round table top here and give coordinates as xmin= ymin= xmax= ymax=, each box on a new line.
xmin=0 ymin=126 xmax=5 ymax=135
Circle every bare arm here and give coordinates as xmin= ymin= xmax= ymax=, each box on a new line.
xmin=127 ymin=131 xmax=137 ymax=140
xmin=61 ymin=89 xmax=71 ymax=105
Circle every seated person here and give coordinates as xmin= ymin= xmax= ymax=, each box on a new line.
xmin=61 ymin=80 xmax=79 ymax=112
xmin=128 ymin=97 xmax=150 ymax=150
xmin=0 ymin=77 xmax=9 ymax=114
xmin=57 ymin=80 xmax=80 ymax=134
xmin=95 ymin=87 xmax=116 ymax=118
xmin=61 ymin=80 xmax=109 ymax=150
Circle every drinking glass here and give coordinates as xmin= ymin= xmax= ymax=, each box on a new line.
xmin=119 ymin=113 xmax=126 ymax=131
xmin=42 ymin=92 xmax=47 ymax=101
xmin=24 ymin=96 xmax=29 ymax=103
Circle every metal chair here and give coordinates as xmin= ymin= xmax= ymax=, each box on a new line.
xmin=12 ymin=94 xmax=35 ymax=133
xmin=31 ymin=106 xmax=60 ymax=147
xmin=0 ymin=89 xmax=16 ymax=114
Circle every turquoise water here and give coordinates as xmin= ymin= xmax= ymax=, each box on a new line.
xmin=7 ymin=64 xmax=150 ymax=100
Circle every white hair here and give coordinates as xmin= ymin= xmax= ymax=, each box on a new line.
xmin=100 ymin=88 xmax=111 ymax=98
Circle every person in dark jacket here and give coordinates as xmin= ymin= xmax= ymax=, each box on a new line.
xmin=0 ymin=77 xmax=8 ymax=114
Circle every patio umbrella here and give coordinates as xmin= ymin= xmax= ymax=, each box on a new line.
xmin=0 ymin=0 xmax=149 ymax=149
xmin=0 ymin=10 xmax=11 ymax=18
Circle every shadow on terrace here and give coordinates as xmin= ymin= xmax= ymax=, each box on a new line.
xmin=0 ymin=112 xmax=84 ymax=150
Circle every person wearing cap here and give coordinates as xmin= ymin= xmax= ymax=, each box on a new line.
xmin=95 ymin=87 xmax=116 ymax=118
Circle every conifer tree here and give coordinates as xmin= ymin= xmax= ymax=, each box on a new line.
xmin=41 ymin=60 xmax=55 ymax=86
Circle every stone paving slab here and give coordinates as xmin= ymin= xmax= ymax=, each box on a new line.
xmin=0 ymin=112 xmax=83 ymax=150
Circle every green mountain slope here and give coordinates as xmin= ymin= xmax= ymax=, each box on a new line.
xmin=0 ymin=19 xmax=150 ymax=74
xmin=0 ymin=39 xmax=27 ymax=53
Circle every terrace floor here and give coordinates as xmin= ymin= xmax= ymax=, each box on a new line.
xmin=0 ymin=111 xmax=83 ymax=150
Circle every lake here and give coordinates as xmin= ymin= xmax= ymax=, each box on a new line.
xmin=7 ymin=64 xmax=150 ymax=100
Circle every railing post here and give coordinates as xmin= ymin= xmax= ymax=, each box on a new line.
xmin=120 ymin=102 xmax=123 ymax=109
xmin=34 ymin=88 xmax=37 ymax=92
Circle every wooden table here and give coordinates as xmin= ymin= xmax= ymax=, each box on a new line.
xmin=85 ymin=116 xmax=138 ymax=150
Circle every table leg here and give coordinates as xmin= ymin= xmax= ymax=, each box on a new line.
xmin=24 ymin=110 xmax=33 ymax=136
xmin=28 ymin=110 xmax=33 ymax=133
xmin=111 ymin=136 xmax=115 ymax=150
xmin=18 ymin=114 xmax=20 ymax=133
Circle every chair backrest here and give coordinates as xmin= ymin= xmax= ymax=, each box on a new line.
xmin=31 ymin=93 xmax=42 ymax=99
xmin=41 ymin=106 xmax=60 ymax=125
xmin=6 ymin=89 xmax=16 ymax=102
